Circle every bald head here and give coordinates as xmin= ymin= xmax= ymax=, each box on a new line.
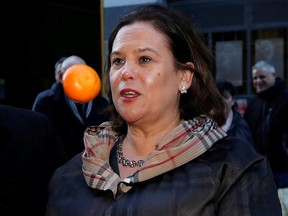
xmin=252 ymin=60 xmax=276 ymax=93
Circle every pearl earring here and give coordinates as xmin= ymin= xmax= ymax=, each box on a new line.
xmin=180 ymin=86 xmax=187 ymax=94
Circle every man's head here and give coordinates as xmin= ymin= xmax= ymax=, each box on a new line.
xmin=58 ymin=55 xmax=86 ymax=83
xmin=54 ymin=57 xmax=68 ymax=83
xmin=216 ymin=81 xmax=236 ymax=116
xmin=252 ymin=60 xmax=276 ymax=93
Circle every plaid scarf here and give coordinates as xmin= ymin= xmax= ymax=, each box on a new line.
xmin=82 ymin=115 xmax=227 ymax=198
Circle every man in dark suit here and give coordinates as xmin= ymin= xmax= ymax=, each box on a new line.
xmin=0 ymin=105 xmax=68 ymax=215
xmin=32 ymin=55 xmax=110 ymax=158
xmin=32 ymin=56 xmax=67 ymax=112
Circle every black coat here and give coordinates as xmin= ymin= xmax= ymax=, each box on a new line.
xmin=244 ymin=78 xmax=288 ymax=188
xmin=46 ymin=137 xmax=281 ymax=216
xmin=0 ymin=105 xmax=69 ymax=216
xmin=227 ymin=110 xmax=254 ymax=145
xmin=32 ymin=83 xmax=110 ymax=159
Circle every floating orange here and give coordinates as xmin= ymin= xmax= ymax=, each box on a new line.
xmin=62 ymin=64 xmax=101 ymax=103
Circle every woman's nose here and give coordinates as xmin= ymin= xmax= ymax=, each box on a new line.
xmin=120 ymin=63 xmax=135 ymax=81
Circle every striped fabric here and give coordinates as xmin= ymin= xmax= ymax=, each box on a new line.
xmin=82 ymin=115 xmax=227 ymax=198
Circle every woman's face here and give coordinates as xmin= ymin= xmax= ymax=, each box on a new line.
xmin=109 ymin=22 xmax=187 ymax=125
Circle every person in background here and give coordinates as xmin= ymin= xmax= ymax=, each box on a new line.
xmin=216 ymin=80 xmax=254 ymax=144
xmin=32 ymin=55 xmax=110 ymax=159
xmin=32 ymin=56 xmax=67 ymax=110
xmin=46 ymin=4 xmax=281 ymax=215
xmin=244 ymin=60 xmax=288 ymax=215
xmin=0 ymin=105 xmax=68 ymax=216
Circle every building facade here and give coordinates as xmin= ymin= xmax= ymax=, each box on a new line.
xmin=103 ymin=0 xmax=288 ymax=96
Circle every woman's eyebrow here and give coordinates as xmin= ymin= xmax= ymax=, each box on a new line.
xmin=111 ymin=47 xmax=160 ymax=58
xmin=138 ymin=47 xmax=160 ymax=56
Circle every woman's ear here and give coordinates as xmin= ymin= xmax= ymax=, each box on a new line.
xmin=179 ymin=62 xmax=194 ymax=91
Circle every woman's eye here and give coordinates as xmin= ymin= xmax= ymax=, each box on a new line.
xmin=140 ymin=56 xmax=151 ymax=63
xmin=112 ymin=58 xmax=124 ymax=65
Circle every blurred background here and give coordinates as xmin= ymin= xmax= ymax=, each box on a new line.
xmin=1 ymin=0 xmax=287 ymax=109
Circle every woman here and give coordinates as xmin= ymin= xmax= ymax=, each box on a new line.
xmin=46 ymin=4 xmax=281 ymax=215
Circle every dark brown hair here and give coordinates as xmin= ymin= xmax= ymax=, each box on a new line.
xmin=103 ymin=4 xmax=225 ymax=134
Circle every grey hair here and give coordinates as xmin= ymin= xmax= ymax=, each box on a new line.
xmin=54 ymin=56 xmax=67 ymax=70
xmin=61 ymin=55 xmax=86 ymax=74
xmin=252 ymin=60 xmax=275 ymax=74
